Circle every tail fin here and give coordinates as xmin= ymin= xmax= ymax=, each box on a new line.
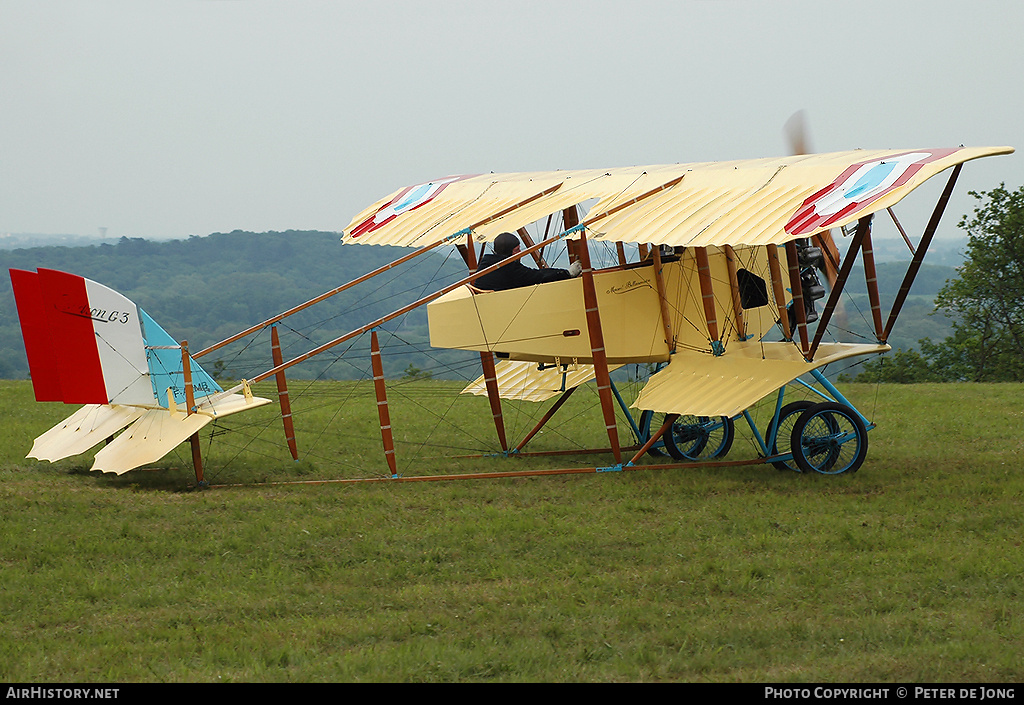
xmin=11 ymin=268 xmax=272 ymax=474
xmin=10 ymin=268 xmax=221 ymax=407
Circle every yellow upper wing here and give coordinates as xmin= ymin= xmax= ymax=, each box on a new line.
xmin=342 ymin=147 xmax=1013 ymax=249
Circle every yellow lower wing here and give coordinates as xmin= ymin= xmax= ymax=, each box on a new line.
xmin=634 ymin=342 xmax=890 ymax=418
xmin=461 ymin=359 xmax=622 ymax=402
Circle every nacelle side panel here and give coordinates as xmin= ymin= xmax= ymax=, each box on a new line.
xmin=428 ymin=267 xmax=670 ymax=364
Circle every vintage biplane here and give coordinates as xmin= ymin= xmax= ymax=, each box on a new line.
xmin=9 ymin=145 xmax=1014 ymax=485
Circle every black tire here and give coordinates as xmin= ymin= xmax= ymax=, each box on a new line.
xmin=637 ymin=409 xmax=668 ymax=457
xmin=765 ymin=400 xmax=816 ymax=472
xmin=663 ymin=415 xmax=735 ymax=461
xmin=790 ymin=402 xmax=868 ymax=475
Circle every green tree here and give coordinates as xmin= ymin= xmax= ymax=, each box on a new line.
xmin=930 ymin=184 xmax=1024 ymax=381
xmin=843 ymin=347 xmax=942 ymax=384
xmin=849 ymin=184 xmax=1024 ymax=383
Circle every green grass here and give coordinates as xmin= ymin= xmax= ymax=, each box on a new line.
xmin=1 ymin=380 xmax=1022 ymax=682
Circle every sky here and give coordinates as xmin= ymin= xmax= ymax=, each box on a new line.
xmin=2 ymin=0 xmax=1022 ymax=242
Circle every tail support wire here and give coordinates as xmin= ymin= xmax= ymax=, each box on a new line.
xmin=248 ymin=228 xmax=574 ymax=386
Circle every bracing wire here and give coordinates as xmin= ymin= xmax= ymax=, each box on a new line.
xmin=187 ymin=219 xmax=895 ymax=483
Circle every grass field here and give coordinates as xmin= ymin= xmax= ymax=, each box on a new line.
xmin=1 ymin=379 xmax=1022 ymax=682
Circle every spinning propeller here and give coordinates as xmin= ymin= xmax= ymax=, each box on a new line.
xmin=785 ymin=111 xmax=841 ymax=287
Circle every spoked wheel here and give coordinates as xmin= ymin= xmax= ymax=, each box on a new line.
xmin=663 ymin=415 xmax=735 ymax=461
xmin=765 ymin=400 xmax=817 ymax=472
xmin=637 ymin=409 xmax=667 ymax=457
xmin=790 ymin=402 xmax=868 ymax=475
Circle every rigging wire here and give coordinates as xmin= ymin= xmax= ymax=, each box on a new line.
xmin=183 ymin=221 xmax=891 ymax=482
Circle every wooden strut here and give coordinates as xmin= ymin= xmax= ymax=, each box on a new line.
xmin=651 ymin=247 xmax=675 ymax=352
xmin=513 ymin=386 xmax=577 ymax=453
xmin=181 ymin=340 xmax=204 ymax=485
xmin=812 ymin=230 xmax=841 ymax=287
xmin=766 ymin=244 xmax=793 ymax=341
xmin=860 ymin=221 xmax=885 ymax=340
xmin=807 ymin=216 xmax=869 ymax=361
xmin=457 ymin=445 xmax=640 ymax=460
xmin=480 ymin=355 xmax=509 ymax=452
xmin=577 ymin=228 xmax=622 ymax=464
xmin=785 ymin=240 xmax=810 ymax=355
xmin=724 ymin=244 xmax=746 ymax=340
xmin=270 ymin=324 xmax=299 ymax=461
xmin=694 ymin=247 xmax=720 ymax=347
xmin=539 ymin=213 xmax=554 ymax=263
xmin=628 ymin=413 xmax=678 ymax=466
xmin=463 ymin=232 xmax=508 ymax=452
xmin=516 ymin=227 xmax=548 ymax=268
xmin=563 ymin=206 xmax=580 ymax=263
xmin=207 ymin=453 xmax=772 ymax=489
xmin=887 ymin=207 xmax=916 ymax=255
xmin=883 ymin=163 xmax=963 ymax=343
xmin=370 ymin=331 xmax=398 ymax=476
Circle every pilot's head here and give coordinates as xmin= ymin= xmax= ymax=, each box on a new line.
xmin=494 ymin=232 xmax=520 ymax=257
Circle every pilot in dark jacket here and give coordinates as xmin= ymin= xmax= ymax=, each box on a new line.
xmin=474 ymin=232 xmax=582 ymax=291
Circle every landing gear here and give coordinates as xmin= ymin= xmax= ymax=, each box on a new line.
xmin=663 ymin=415 xmax=734 ymax=461
xmin=635 ymin=398 xmax=867 ymax=475
xmin=636 ymin=410 xmax=734 ymax=461
xmin=789 ymin=402 xmax=868 ymax=475
xmin=765 ymin=400 xmax=817 ymax=472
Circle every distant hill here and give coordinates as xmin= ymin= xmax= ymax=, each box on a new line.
xmin=0 ymin=231 xmax=960 ymax=381
xmin=824 ymin=261 xmax=958 ymax=353
xmin=0 ymin=233 xmax=122 ymax=250
xmin=849 ymin=236 xmax=968 ymax=267
xmin=842 ymin=261 xmax=958 ymax=297
xmin=0 ymin=231 xmax=473 ymax=381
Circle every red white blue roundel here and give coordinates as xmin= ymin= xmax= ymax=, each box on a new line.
xmin=348 ymin=174 xmax=479 ymax=238
xmin=785 ymin=148 xmax=959 ymax=236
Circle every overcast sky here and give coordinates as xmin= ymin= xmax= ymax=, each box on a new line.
xmin=2 ymin=0 xmax=1022 ymax=241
